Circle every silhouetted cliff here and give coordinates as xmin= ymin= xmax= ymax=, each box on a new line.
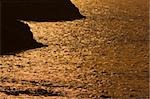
xmin=1 ymin=0 xmax=85 ymax=55
xmin=2 ymin=0 xmax=85 ymax=21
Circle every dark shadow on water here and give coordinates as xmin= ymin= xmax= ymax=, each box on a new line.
xmin=0 ymin=77 xmax=66 ymax=96
xmin=0 ymin=85 xmax=63 ymax=96
xmin=1 ymin=0 xmax=85 ymax=55
xmin=0 ymin=77 xmax=70 ymax=88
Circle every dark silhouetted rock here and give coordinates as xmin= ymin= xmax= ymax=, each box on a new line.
xmin=1 ymin=20 xmax=44 ymax=55
xmin=2 ymin=0 xmax=85 ymax=21
xmin=1 ymin=0 xmax=85 ymax=55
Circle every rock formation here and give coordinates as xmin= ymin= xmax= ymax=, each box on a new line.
xmin=1 ymin=0 xmax=85 ymax=54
